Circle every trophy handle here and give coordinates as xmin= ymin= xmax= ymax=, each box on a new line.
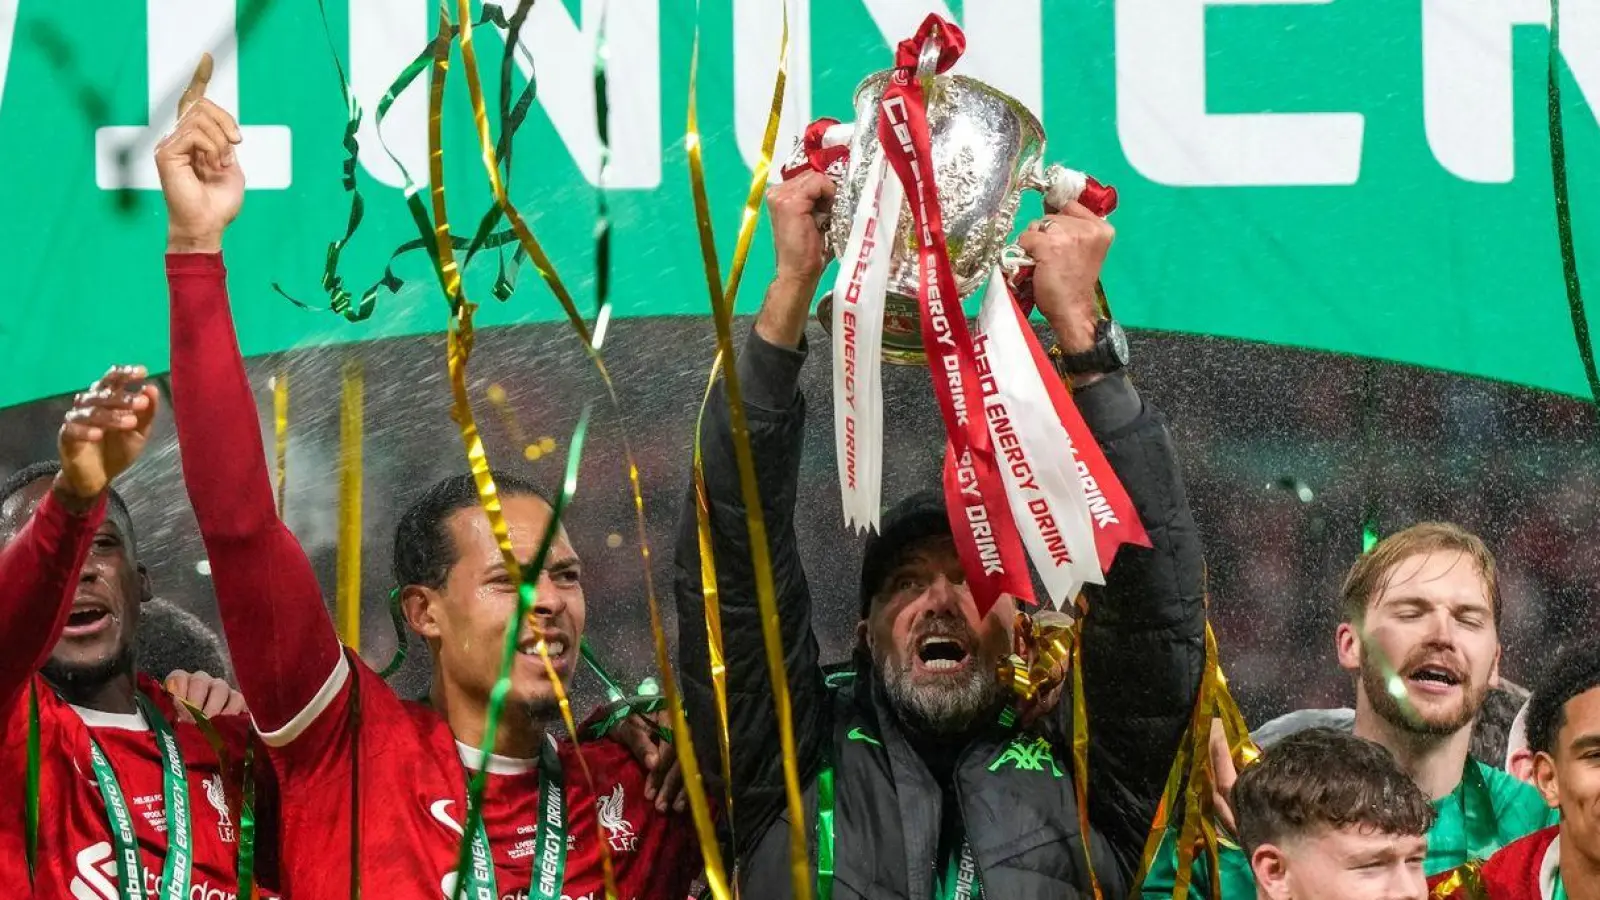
xmin=999 ymin=163 xmax=1095 ymax=277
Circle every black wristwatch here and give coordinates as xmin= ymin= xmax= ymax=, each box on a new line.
xmin=1052 ymin=319 xmax=1130 ymax=376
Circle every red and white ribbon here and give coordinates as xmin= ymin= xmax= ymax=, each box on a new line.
xmin=878 ymin=15 xmax=1033 ymax=615
xmin=974 ymin=269 xmax=1103 ymax=607
xmin=831 ymin=148 xmax=900 ymax=532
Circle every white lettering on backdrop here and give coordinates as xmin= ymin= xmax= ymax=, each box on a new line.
xmin=69 ymin=0 xmax=1599 ymax=192
xmin=735 ymin=0 xmax=1043 ymax=176
xmin=1116 ymin=0 xmax=1365 ymax=186
xmin=1423 ymin=0 xmax=1599 ymax=182
xmin=94 ymin=0 xmax=292 ymax=190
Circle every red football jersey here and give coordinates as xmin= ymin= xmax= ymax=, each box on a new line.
xmin=262 ymin=654 xmax=701 ymax=900
xmin=0 ymin=674 xmax=275 ymax=900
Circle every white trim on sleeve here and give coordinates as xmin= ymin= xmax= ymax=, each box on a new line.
xmin=255 ymin=652 xmax=351 ymax=747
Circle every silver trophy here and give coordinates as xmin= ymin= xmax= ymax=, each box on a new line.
xmin=810 ymin=52 xmax=1088 ymax=364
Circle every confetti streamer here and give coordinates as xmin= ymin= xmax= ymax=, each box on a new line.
xmin=1131 ymin=623 xmax=1259 ymax=898
xmin=404 ymin=8 xmax=612 ymax=893
xmin=592 ymin=1 xmax=613 ymax=335
xmin=271 ymin=373 xmax=289 ymax=517
xmin=453 ymin=406 xmax=593 ymax=899
xmin=274 ymin=0 xmax=378 ymax=321
xmin=25 ymin=684 xmax=38 ymax=882
xmin=445 ymin=0 xmax=731 ymax=892
xmin=172 ymin=698 xmax=258 ymax=899
xmin=289 ymin=3 xmax=531 ymax=319
xmin=336 ymin=360 xmax=364 ymax=650
xmin=691 ymin=353 xmax=739 ymax=848
xmin=1548 ymin=0 xmax=1598 ymax=417
xmin=377 ymin=588 xmax=410 ymax=679
xmin=1068 ymin=618 xmax=1104 ymax=900
xmin=682 ymin=0 xmax=802 ymax=893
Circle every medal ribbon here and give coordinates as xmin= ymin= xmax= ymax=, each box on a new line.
xmin=86 ymin=694 xmax=192 ymax=900
xmin=876 ymin=14 xmax=1032 ymax=615
xmin=938 ymin=840 xmax=981 ymax=900
xmin=813 ymin=752 xmax=983 ymax=900
xmin=456 ymin=741 xmax=567 ymax=900
xmin=176 ymin=698 xmax=259 ymax=899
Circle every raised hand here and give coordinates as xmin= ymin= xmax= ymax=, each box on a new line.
xmin=758 ymin=170 xmax=838 ymax=348
xmin=154 ymin=54 xmax=245 ymax=254
xmin=1017 ymin=201 xmax=1114 ymax=355
xmin=56 ymin=366 xmax=160 ymax=504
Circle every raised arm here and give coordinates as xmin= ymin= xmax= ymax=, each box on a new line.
xmin=157 ymin=77 xmax=342 ymax=735
xmin=0 ymin=367 xmax=155 ymax=710
xmin=673 ymin=170 xmax=835 ymax=848
xmin=1021 ymin=205 xmax=1207 ymax=878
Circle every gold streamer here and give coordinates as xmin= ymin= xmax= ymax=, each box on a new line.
xmin=427 ymin=3 xmax=621 ymax=895
xmin=998 ymin=611 xmax=1076 ymax=703
xmin=271 ymin=374 xmax=289 ymax=517
xmin=691 ymin=352 xmax=738 ymax=846
xmin=446 ymin=0 xmax=731 ymax=893
xmin=683 ymin=0 xmax=807 ymax=895
xmin=1430 ymin=859 xmax=1487 ymax=899
xmin=336 ymin=361 xmax=364 ymax=651
xmin=1068 ymin=606 xmax=1104 ymax=900
xmin=1169 ymin=626 xmax=1220 ymax=900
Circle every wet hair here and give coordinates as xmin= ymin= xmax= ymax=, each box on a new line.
xmin=0 ymin=460 xmax=138 ymax=560
xmin=392 ymin=471 xmax=550 ymax=590
xmin=1525 ymin=637 xmax=1600 ymax=757
xmin=1339 ymin=522 xmax=1499 ymax=629
xmin=1234 ymin=728 xmax=1437 ymax=858
xmin=1470 ymin=684 xmax=1530 ymax=768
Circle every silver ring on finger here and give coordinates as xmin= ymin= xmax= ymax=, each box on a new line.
xmin=1037 ymin=219 xmax=1056 ymax=233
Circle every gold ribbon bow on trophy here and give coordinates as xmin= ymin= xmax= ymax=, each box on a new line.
xmin=1000 ymin=610 xmax=1078 ymax=706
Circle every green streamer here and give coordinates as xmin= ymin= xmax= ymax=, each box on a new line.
xmin=1359 ymin=359 xmax=1381 ymax=555
xmin=237 ymin=745 xmax=258 ymax=899
xmin=274 ymin=0 xmax=375 ymax=322
xmin=285 ymin=2 xmax=538 ymax=320
xmin=25 ymin=682 xmax=39 ymax=882
xmin=461 ymin=0 xmax=536 ymax=295
xmin=578 ymin=637 xmax=672 ymax=742
xmin=378 ymin=587 xmax=410 ymax=679
xmin=593 ymin=0 xmax=612 ymax=324
xmin=452 ymin=406 xmax=592 ymax=894
xmin=580 ymin=636 xmax=628 ymax=702
xmin=1547 ymin=0 xmax=1599 ymax=413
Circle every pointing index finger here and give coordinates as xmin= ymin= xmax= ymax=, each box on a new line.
xmin=177 ymin=53 xmax=214 ymax=122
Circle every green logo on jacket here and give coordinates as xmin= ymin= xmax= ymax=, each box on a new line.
xmin=847 ymin=727 xmax=883 ymax=747
xmin=988 ymin=736 xmax=1063 ymax=777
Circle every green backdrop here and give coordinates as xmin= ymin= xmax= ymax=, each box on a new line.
xmin=0 ymin=0 xmax=1595 ymax=409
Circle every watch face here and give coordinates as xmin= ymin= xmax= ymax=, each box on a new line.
xmin=1108 ymin=321 xmax=1131 ymax=366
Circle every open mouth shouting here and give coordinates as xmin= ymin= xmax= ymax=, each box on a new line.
xmin=914 ymin=634 xmax=973 ymax=676
xmin=62 ymin=599 xmax=115 ymax=639
xmin=1404 ymin=662 xmax=1464 ymax=696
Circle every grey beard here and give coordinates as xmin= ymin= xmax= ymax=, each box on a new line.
xmin=876 ymin=649 xmax=1005 ymax=737
xmin=43 ymin=645 xmax=135 ymax=703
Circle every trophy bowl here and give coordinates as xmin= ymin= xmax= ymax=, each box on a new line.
xmin=816 ymin=70 xmax=1051 ymax=364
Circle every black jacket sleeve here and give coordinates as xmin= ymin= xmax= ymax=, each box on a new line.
xmin=674 ymin=328 xmax=830 ymax=853
xmin=1073 ymin=371 xmax=1207 ymax=875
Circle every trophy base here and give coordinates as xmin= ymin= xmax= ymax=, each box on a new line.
xmin=816 ymin=291 xmax=963 ymax=367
